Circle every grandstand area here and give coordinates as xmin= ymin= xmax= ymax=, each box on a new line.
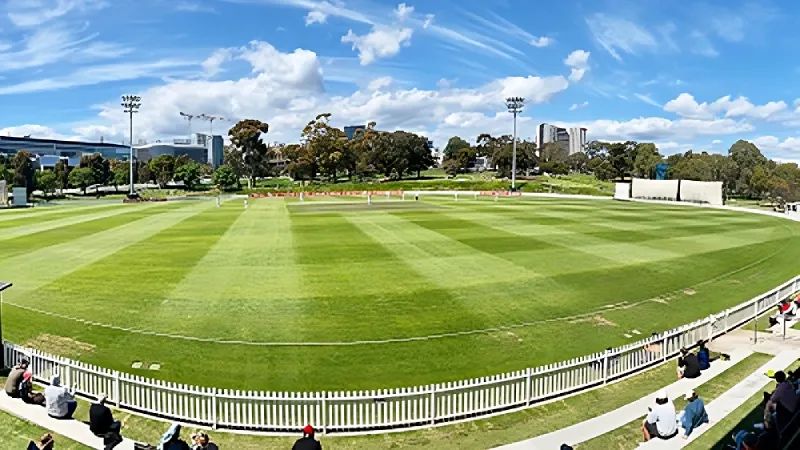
xmin=2 ymin=194 xmax=799 ymax=393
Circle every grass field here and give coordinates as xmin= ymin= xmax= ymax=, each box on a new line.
xmin=2 ymin=195 xmax=799 ymax=392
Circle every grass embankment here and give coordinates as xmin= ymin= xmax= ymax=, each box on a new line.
xmin=0 ymin=409 xmax=89 ymax=449
xmin=579 ymin=352 xmax=772 ymax=449
xmin=0 ymin=356 xmax=731 ymax=449
xmin=684 ymin=360 xmax=800 ymax=450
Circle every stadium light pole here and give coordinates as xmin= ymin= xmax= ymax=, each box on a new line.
xmin=505 ymin=97 xmax=525 ymax=191
xmin=0 ymin=282 xmax=12 ymax=369
xmin=122 ymin=95 xmax=141 ymax=197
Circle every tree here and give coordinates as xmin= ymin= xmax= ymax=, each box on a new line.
xmin=302 ymin=114 xmax=349 ymax=182
xmin=68 ymin=167 xmax=94 ymax=194
xmin=12 ymin=151 xmax=35 ymax=196
xmin=442 ymin=144 xmax=477 ymax=176
xmin=109 ymin=161 xmax=130 ymax=192
xmin=443 ymin=136 xmax=471 ymax=159
xmin=588 ymin=157 xmax=615 ymax=181
xmin=607 ymin=141 xmax=638 ymax=179
xmin=566 ymin=152 xmax=589 ymax=173
xmin=137 ymin=160 xmax=152 ymax=185
xmin=283 ymin=144 xmax=316 ymax=182
xmin=212 ymin=165 xmax=239 ymax=191
xmin=35 ymin=171 xmax=57 ymax=199
xmin=632 ymin=143 xmax=662 ymax=178
xmin=54 ymin=159 xmax=71 ymax=193
xmin=229 ymin=119 xmax=270 ymax=186
xmin=540 ymin=142 xmax=568 ymax=163
xmin=728 ymin=140 xmax=767 ymax=198
xmin=403 ymin=133 xmax=435 ymax=178
xmin=149 ymin=155 xmax=176 ymax=188
xmin=80 ymin=153 xmax=109 ymax=186
xmin=174 ymin=161 xmax=203 ymax=190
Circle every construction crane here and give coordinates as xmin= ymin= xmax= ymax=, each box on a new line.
xmin=197 ymin=114 xmax=225 ymax=135
xmin=179 ymin=112 xmax=196 ymax=135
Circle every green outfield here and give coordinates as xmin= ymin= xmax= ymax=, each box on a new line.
xmin=1 ymin=195 xmax=798 ymax=391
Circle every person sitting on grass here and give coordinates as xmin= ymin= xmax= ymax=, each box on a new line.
xmin=764 ymin=371 xmax=798 ymax=420
xmin=191 ymin=431 xmax=219 ymax=450
xmin=677 ymin=347 xmax=701 ymax=379
xmin=44 ymin=374 xmax=77 ymax=420
xmin=641 ymin=390 xmax=678 ymax=441
xmin=26 ymin=433 xmax=54 ymax=450
xmin=4 ymin=358 xmax=29 ymax=398
xmin=20 ymin=371 xmax=45 ymax=406
xmin=90 ymin=394 xmax=124 ymax=449
xmin=158 ymin=423 xmax=192 ymax=450
xmin=680 ymin=390 xmax=708 ymax=439
xmin=293 ymin=424 xmax=322 ymax=450
xmin=697 ymin=340 xmax=711 ymax=371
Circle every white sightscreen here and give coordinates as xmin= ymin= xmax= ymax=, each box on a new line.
xmin=631 ymin=178 xmax=679 ymax=200
xmin=0 ymin=181 xmax=6 ymax=205
xmin=680 ymin=180 xmax=723 ymax=205
xmin=614 ymin=182 xmax=631 ymax=200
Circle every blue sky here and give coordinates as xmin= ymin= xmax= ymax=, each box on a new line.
xmin=1 ymin=0 xmax=800 ymax=160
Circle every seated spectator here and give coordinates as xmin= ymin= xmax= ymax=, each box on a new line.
xmin=732 ymin=420 xmax=779 ymax=450
xmin=677 ymin=347 xmax=701 ymax=379
xmin=20 ymin=371 xmax=45 ymax=406
xmin=4 ymin=358 xmax=29 ymax=398
xmin=680 ymin=390 xmax=708 ymax=439
xmin=158 ymin=423 xmax=191 ymax=450
xmin=697 ymin=340 xmax=711 ymax=371
xmin=293 ymin=424 xmax=322 ymax=450
xmin=768 ymin=299 xmax=795 ymax=326
xmin=191 ymin=431 xmax=219 ymax=450
xmin=641 ymin=390 xmax=678 ymax=441
xmin=44 ymin=374 xmax=77 ymax=420
xmin=90 ymin=394 xmax=124 ymax=449
xmin=764 ymin=371 xmax=798 ymax=419
xmin=26 ymin=433 xmax=55 ymax=450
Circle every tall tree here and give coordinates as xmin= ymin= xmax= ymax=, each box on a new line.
xmin=35 ymin=171 xmax=57 ymax=199
xmin=68 ymin=167 xmax=94 ymax=195
xmin=148 ymin=155 xmax=176 ymax=188
xmin=12 ymin=151 xmax=35 ymax=196
xmin=109 ymin=160 xmax=129 ymax=192
xmin=403 ymin=133 xmax=435 ymax=178
xmin=228 ymin=119 xmax=270 ymax=186
xmin=632 ymin=143 xmax=662 ymax=178
xmin=174 ymin=161 xmax=203 ymax=190
xmin=54 ymin=159 xmax=71 ymax=193
xmin=443 ymin=136 xmax=471 ymax=159
xmin=283 ymin=143 xmax=316 ymax=182
xmin=302 ymin=113 xmax=349 ymax=182
xmin=80 ymin=153 xmax=109 ymax=186
xmin=212 ymin=165 xmax=239 ymax=191
xmin=728 ymin=140 xmax=767 ymax=197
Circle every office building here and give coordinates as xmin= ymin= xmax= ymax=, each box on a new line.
xmin=134 ymin=133 xmax=224 ymax=168
xmin=538 ymin=123 xmax=588 ymax=155
xmin=568 ymin=127 xmax=587 ymax=155
xmin=0 ymin=135 xmax=129 ymax=169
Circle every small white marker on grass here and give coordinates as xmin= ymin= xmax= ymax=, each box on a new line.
xmin=624 ymin=333 xmax=633 ymax=338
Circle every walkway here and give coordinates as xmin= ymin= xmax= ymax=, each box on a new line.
xmin=0 ymin=393 xmax=136 ymax=450
xmin=496 ymin=328 xmax=800 ymax=450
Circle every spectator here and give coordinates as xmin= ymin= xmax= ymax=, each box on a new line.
xmin=697 ymin=340 xmax=711 ymax=371
xmin=158 ymin=423 xmax=191 ymax=450
xmin=768 ymin=299 xmax=795 ymax=326
xmin=20 ymin=371 xmax=45 ymax=406
xmin=26 ymin=433 xmax=54 ymax=450
xmin=293 ymin=424 xmax=322 ymax=450
xmin=765 ymin=371 xmax=798 ymax=418
xmin=641 ymin=390 xmax=678 ymax=441
xmin=680 ymin=390 xmax=708 ymax=439
xmin=90 ymin=394 xmax=124 ymax=449
xmin=44 ymin=374 xmax=77 ymax=419
xmin=4 ymin=358 xmax=29 ymax=397
xmin=191 ymin=431 xmax=219 ymax=450
xmin=677 ymin=347 xmax=701 ymax=379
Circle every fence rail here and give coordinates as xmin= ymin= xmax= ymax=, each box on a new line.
xmin=4 ymin=275 xmax=797 ymax=434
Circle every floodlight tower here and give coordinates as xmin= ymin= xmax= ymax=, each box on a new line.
xmin=121 ymin=95 xmax=141 ymax=196
xmin=198 ymin=114 xmax=225 ymax=136
xmin=505 ymin=96 xmax=525 ymax=191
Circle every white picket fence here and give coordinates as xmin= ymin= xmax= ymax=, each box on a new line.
xmin=4 ymin=275 xmax=797 ymax=434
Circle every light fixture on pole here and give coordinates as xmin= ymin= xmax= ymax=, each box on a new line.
xmin=0 ymin=281 xmax=12 ymax=369
xmin=121 ymin=95 xmax=141 ymax=197
xmin=198 ymin=114 xmax=225 ymax=136
xmin=505 ymin=96 xmax=525 ymax=191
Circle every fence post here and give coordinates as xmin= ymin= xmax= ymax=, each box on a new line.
xmin=602 ymin=350 xmax=610 ymax=384
xmin=429 ymin=386 xmax=437 ymax=425
xmin=662 ymin=333 xmax=668 ymax=362
xmin=211 ymin=388 xmax=218 ymax=430
xmin=114 ymin=371 xmax=121 ymax=407
xmin=322 ymin=392 xmax=328 ymax=435
xmin=724 ymin=309 xmax=729 ymax=332
xmin=525 ymin=368 xmax=532 ymax=405
xmin=707 ymin=315 xmax=714 ymax=341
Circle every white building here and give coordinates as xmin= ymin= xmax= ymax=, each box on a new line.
xmin=568 ymin=127 xmax=587 ymax=155
xmin=537 ymin=123 xmax=588 ymax=155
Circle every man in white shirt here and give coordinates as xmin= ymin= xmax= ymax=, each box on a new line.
xmin=641 ymin=389 xmax=678 ymax=441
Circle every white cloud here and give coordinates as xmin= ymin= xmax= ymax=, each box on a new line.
xmin=305 ymin=10 xmax=327 ymax=25
xmin=367 ymin=76 xmax=393 ymax=91
xmin=664 ymin=93 xmax=788 ymax=120
xmin=586 ymin=13 xmax=656 ymax=61
xmin=341 ymin=26 xmax=413 ymax=65
xmin=0 ymin=124 xmax=69 ymax=140
xmin=634 ymin=93 xmax=660 ymax=108
xmin=569 ymin=101 xmax=589 ymax=111
xmin=6 ymin=0 xmax=107 ymax=27
xmin=564 ymin=49 xmax=590 ymax=82
xmin=711 ymin=139 xmax=722 ymax=145
xmin=394 ymin=3 xmax=414 ymax=21
xmin=422 ymin=14 xmax=434 ymax=29
xmin=202 ymin=49 xmax=232 ymax=76
xmin=576 ymin=116 xmax=753 ymax=143
xmin=530 ymin=36 xmax=554 ymax=48
xmin=174 ymin=1 xmax=216 ymax=13
xmin=689 ymin=31 xmax=718 ymax=57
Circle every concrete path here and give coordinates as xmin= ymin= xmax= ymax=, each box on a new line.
xmin=495 ymin=349 xmax=753 ymax=450
xmin=639 ymin=350 xmax=800 ymax=448
xmin=0 ymin=392 xmax=135 ymax=450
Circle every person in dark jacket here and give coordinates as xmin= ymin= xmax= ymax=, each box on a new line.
xmin=677 ymin=347 xmax=701 ymax=379
xmin=697 ymin=340 xmax=711 ymax=371
xmin=19 ymin=371 xmax=45 ymax=406
xmin=4 ymin=358 xmax=29 ymax=397
xmin=292 ymin=425 xmax=322 ymax=450
xmin=158 ymin=424 xmax=192 ymax=450
xmin=90 ymin=394 xmax=124 ymax=449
